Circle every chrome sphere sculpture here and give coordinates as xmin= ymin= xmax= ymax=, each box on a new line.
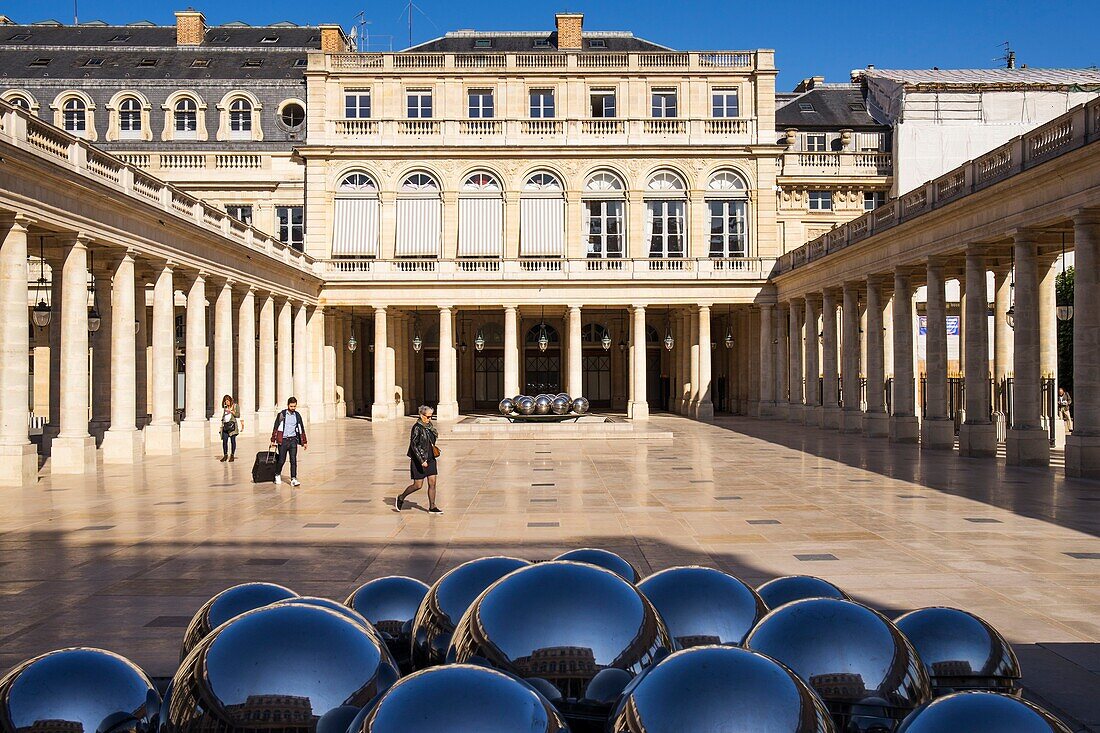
xmin=534 ymin=395 xmax=553 ymax=415
xmin=0 ymin=648 xmax=161 ymax=733
xmin=447 ymin=561 xmax=673 ymax=705
xmin=550 ymin=395 xmax=570 ymax=415
xmin=269 ymin=596 xmax=384 ymax=644
xmin=498 ymin=397 xmax=515 ymax=415
xmin=516 ymin=396 xmax=536 ymax=415
xmin=179 ymin=581 xmax=298 ymax=661
xmin=756 ymin=575 xmax=850 ymax=611
xmin=345 ymin=576 xmax=430 ymax=674
xmin=553 ymin=547 xmax=640 ymax=583
xmin=582 ymin=668 xmax=635 ymax=705
xmin=360 ymin=664 xmax=570 ymax=733
xmin=896 ymin=692 xmax=1072 ymax=733
xmin=166 ymin=604 xmax=399 ymax=732
xmin=894 ymin=607 xmax=1021 ymax=697
xmin=556 ymin=393 xmax=570 ymax=402
xmin=746 ymin=598 xmax=931 ymax=730
xmin=570 ymin=397 xmax=589 ymax=415
xmin=411 ymin=556 xmax=531 ymax=670
xmin=638 ymin=566 xmax=767 ymax=648
xmin=609 ymin=645 xmax=835 ymax=733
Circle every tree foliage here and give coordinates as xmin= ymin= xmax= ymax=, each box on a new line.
xmin=1057 ymin=267 xmax=1074 ymax=392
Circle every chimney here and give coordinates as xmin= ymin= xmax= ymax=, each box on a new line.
xmin=318 ymin=24 xmax=350 ymax=53
xmin=793 ymin=75 xmax=825 ymax=93
xmin=1007 ymin=50 xmax=1016 ymax=69
xmin=555 ymin=12 xmax=583 ymax=50
xmin=175 ymin=9 xmax=205 ymax=46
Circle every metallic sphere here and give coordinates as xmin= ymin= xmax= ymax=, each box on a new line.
xmin=746 ymin=598 xmax=931 ymax=730
xmin=894 ymin=607 xmax=1021 ymax=696
xmin=583 ymin=668 xmax=634 ymax=704
xmin=447 ymin=561 xmax=673 ymax=703
xmin=638 ymin=566 xmax=767 ymax=648
xmin=570 ymin=397 xmax=589 ymax=415
xmin=0 ymin=648 xmax=160 ymax=733
xmin=269 ymin=597 xmax=384 ymax=643
xmin=896 ymin=692 xmax=1072 ymax=733
xmin=411 ymin=556 xmax=531 ymax=671
xmin=345 ymin=576 xmax=430 ymax=674
xmin=498 ymin=398 xmax=515 ymax=415
xmin=553 ymin=548 xmax=640 ymax=583
xmin=534 ymin=395 xmax=553 ymax=415
xmin=180 ymin=581 xmax=298 ymax=661
xmin=166 ymin=604 xmax=399 ymax=733
xmin=360 ymin=665 xmax=570 ymax=733
xmin=610 ymin=645 xmax=834 ymax=733
xmin=550 ymin=396 xmax=570 ymax=415
xmin=756 ymin=575 xmax=849 ymax=611
xmin=516 ymin=396 xmax=536 ymax=416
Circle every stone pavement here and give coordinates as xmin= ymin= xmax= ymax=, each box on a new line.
xmin=1 ymin=415 xmax=1098 ymax=730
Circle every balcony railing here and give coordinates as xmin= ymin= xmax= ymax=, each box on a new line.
xmin=781 ymin=151 xmax=892 ymax=177
xmin=113 ymin=152 xmax=272 ymax=173
xmin=321 ymin=50 xmax=761 ymax=73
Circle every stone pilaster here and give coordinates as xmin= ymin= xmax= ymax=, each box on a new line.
xmin=890 ymin=268 xmax=919 ymax=443
xmin=1006 ymin=233 xmax=1050 ymax=465
xmin=102 ymin=251 xmax=143 ymax=463
xmin=52 ymin=236 xmax=96 ymax=473
xmin=0 ymin=214 xmax=39 ymax=485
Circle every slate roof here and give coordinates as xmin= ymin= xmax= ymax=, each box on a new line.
xmin=775 ymin=85 xmax=885 ymax=129
xmin=405 ymin=30 xmax=671 ymax=53
xmin=860 ymin=68 xmax=1100 ymax=89
xmin=0 ymin=23 xmax=322 ymax=48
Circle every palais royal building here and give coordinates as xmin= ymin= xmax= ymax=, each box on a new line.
xmin=1 ymin=9 xmax=1099 ymax=484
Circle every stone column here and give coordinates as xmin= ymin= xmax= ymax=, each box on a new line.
xmin=437 ymin=306 xmax=460 ymax=420
xmin=821 ymin=289 xmax=840 ymax=429
xmin=277 ymin=299 xmax=293 ymax=410
xmin=134 ymin=279 xmax=149 ymax=428
xmin=890 ymin=268 xmax=919 ymax=442
xmin=88 ymin=254 xmax=112 ymax=442
xmin=922 ymin=259 xmax=954 ymax=448
xmin=144 ymin=262 xmax=179 ymax=455
xmin=840 ymin=284 xmax=862 ymax=433
xmin=504 ymin=305 xmax=520 ymax=399
xmin=101 ymin=251 xmax=143 ymax=463
xmin=759 ymin=303 xmax=775 ymax=417
xmin=688 ymin=309 xmax=701 ymax=415
xmin=803 ymin=296 xmax=819 ymax=425
xmin=208 ymin=280 xmax=234 ymax=438
xmin=0 ymin=214 xmax=38 ymax=485
xmin=306 ymin=307 xmax=326 ymax=422
xmin=372 ymin=307 xmax=389 ymax=419
xmin=959 ymin=247 xmax=996 ymax=457
xmin=697 ymin=304 xmax=714 ymax=421
xmin=179 ymin=273 xmax=209 ymax=449
xmin=629 ymin=305 xmax=649 ymax=420
xmin=237 ymin=287 xmax=257 ymax=435
xmin=567 ymin=305 xmax=583 ymax=397
xmin=677 ymin=312 xmax=690 ymax=414
xmin=1039 ymin=256 xmax=1060 ymax=443
xmin=787 ymin=298 xmax=803 ymax=422
xmin=992 ymin=266 xmax=1013 ymax=415
xmin=52 ymin=236 xmax=96 ymax=473
xmin=256 ymin=294 xmax=277 ymax=430
xmin=863 ymin=276 xmax=889 ymax=437
xmin=322 ymin=310 xmax=337 ymax=420
xmin=1006 ymin=233 xmax=1049 ymax=465
xmin=776 ymin=304 xmax=789 ymax=419
xmin=293 ymin=302 xmax=309 ymax=422
xmin=1067 ymin=212 xmax=1100 ymax=477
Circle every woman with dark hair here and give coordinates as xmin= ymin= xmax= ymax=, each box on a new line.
xmin=397 ymin=405 xmax=442 ymax=514
xmin=219 ymin=394 xmax=241 ymax=462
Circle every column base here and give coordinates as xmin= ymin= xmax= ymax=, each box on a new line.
xmin=256 ymin=408 xmax=278 ymax=434
xmin=786 ymin=404 xmax=803 ymax=423
xmin=435 ymin=401 xmax=460 ymax=421
xmin=628 ymin=401 xmax=649 ymax=420
xmin=88 ymin=420 xmax=110 ymax=444
xmin=696 ymin=401 xmax=714 ymax=422
xmin=101 ymin=429 xmax=144 ymax=464
xmin=1006 ymin=427 xmax=1051 ymax=467
xmin=863 ymin=411 xmax=890 ymax=437
xmin=180 ymin=419 xmax=210 ymax=450
xmin=747 ymin=400 xmax=759 ymax=417
xmin=758 ymin=400 xmax=778 ymax=418
xmin=920 ymin=418 xmax=955 ymax=450
xmin=50 ymin=435 xmax=96 ymax=474
xmin=839 ymin=409 xmax=863 ymax=433
xmin=237 ymin=412 xmax=257 ymax=437
xmin=0 ymin=443 xmax=38 ymax=487
xmin=775 ymin=403 xmax=789 ymax=420
xmin=1066 ymin=434 xmax=1100 ymax=478
xmin=144 ymin=423 xmax=180 ymax=455
xmin=821 ymin=406 xmax=841 ymax=430
xmin=958 ymin=422 xmax=997 ymax=457
xmin=371 ymin=402 xmax=391 ymax=421
xmin=889 ymin=416 xmax=920 ymax=443
xmin=802 ymin=406 xmax=818 ymax=426
xmin=323 ymin=403 xmax=337 ymax=422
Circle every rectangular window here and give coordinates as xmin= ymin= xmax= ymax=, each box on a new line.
xmin=864 ymin=191 xmax=886 ymax=211
xmin=708 ymin=199 xmax=747 ymax=257
xmin=119 ymin=108 xmax=142 ymax=137
xmin=808 ymin=191 xmax=833 ymax=210
xmin=276 ymin=206 xmax=304 ymax=250
xmin=467 ymin=89 xmax=494 ymax=119
xmin=805 ymin=133 xmax=827 ymax=152
xmin=407 ymin=89 xmax=433 ymax=119
xmin=590 ymin=90 xmax=616 ymax=118
xmin=225 ymin=205 xmax=254 ymax=225
xmin=584 ymin=200 xmax=624 ymax=258
xmin=529 ymin=89 xmax=555 ymax=119
xmin=651 ymin=89 xmax=677 ymax=118
xmin=474 ymin=38 xmax=492 ymax=48
xmin=646 ymin=200 xmax=686 ymax=258
xmin=711 ymin=88 xmax=739 ymax=118
xmin=344 ymin=91 xmax=371 ymax=119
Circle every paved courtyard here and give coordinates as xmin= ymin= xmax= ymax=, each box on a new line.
xmin=2 ymin=415 xmax=1099 ymax=729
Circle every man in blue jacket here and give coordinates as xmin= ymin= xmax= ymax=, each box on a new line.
xmin=270 ymin=397 xmax=308 ymax=486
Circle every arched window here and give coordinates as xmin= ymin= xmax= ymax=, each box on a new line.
xmin=332 ymin=171 xmax=380 ymax=258
xmin=118 ymin=97 xmax=142 ymax=138
xmin=396 ymin=172 xmax=441 ymax=257
xmin=229 ymin=97 xmax=252 ymax=136
xmin=583 ymin=171 xmax=626 ymax=259
xmin=525 ymin=324 xmax=560 ymax=345
xmin=459 ymin=172 xmax=503 ymax=258
xmin=477 ymin=322 xmax=505 ymax=346
xmin=174 ymin=97 xmax=198 ymax=139
xmin=62 ymin=97 xmax=86 ymax=133
xmin=581 ymin=323 xmax=610 ymax=345
xmin=5 ymin=94 xmax=32 ymax=111
xmin=707 ymin=170 xmax=750 ymax=258
xmin=645 ymin=324 xmax=661 ymax=345
xmin=520 ymin=171 xmax=565 ymax=257
xmin=645 ymin=170 xmax=687 ymax=258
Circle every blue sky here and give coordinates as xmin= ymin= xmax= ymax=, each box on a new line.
xmin=6 ymin=0 xmax=1097 ymax=89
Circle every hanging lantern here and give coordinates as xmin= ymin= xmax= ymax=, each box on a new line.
xmin=412 ymin=332 xmax=423 ymax=352
xmin=724 ymin=329 xmax=733 ymax=349
xmin=31 ymin=299 xmax=51 ymax=328
xmin=663 ymin=331 xmax=674 ymax=351
xmin=601 ymin=332 xmax=612 ymax=351
xmin=460 ymin=339 xmax=468 ymax=354
xmin=1056 ymin=303 xmax=1074 ymax=322
xmin=1005 ymin=304 xmax=1015 ymax=330
xmin=347 ymin=334 xmax=358 ymax=352
xmin=474 ymin=330 xmax=485 ymax=352
xmin=87 ymin=306 xmax=102 ymax=334
xmin=31 ymin=239 xmax=52 ymax=328
xmin=538 ymin=327 xmax=549 ymax=353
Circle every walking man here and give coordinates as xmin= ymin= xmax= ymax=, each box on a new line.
xmin=1059 ymin=387 xmax=1074 ymax=434
xmin=271 ymin=397 xmax=308 ymax=486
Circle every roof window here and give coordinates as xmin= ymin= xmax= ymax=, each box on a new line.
xmin=260 ymin=35 xmax=279 ymax=43
xmin=211 ymin=34 xmax=230 ymax=43
xmin=108 ymin=33 xmax=131 ymax=42
xmin=7 ymin=33 xmax=32 ymax=42
xmin=242 ymin=58 xmax=263 ymax=67
xmin=587 ymin=39 xmax=606 ymax=49
xmin=294 ymin=58 xmax=307 ymax=67
xmin=28 ymin=57 xmax=51 ymax=67
xmin=798 ymin=102 xmax=816 ymax=112
xmin=137 ymin=57 xmax=157 ymax=67
xmin=533 ymin=39 xmax=551 ymax=48
xmin=474 ymin=38 xmax=492 ymax=48
xmin=190 ymin=58 xmax=210 ymax=68
xmin=84 ymin=58 xmax=104 ymax=67
xmin=849 ymin=102 xmax=866 ymax=111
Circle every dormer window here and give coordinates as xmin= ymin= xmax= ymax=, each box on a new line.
xmin=29 ymin=57 xmax=51 ymax=67
xmin=533 ymin=39 xmax=551 ymax=48
xmin=242 ymin=58 xmax=263 ymax=67
xmin=108 ymin=33 xmax=130 ymax=42
xmin=211 ymin=34 xmax=230 ymax=43
xmin=587 ymin=39 xmax=606 ymax=48
xmin=798 ymin=102 xmax=816 ymax=112
xmin=474 ymin=38 xmax=492 ymax=48
xmin=84 ymin=58 xmax=104 ymax=67
xmin=190 ymin=58 xmax=210 ymax=68
xmin=137 ymin=58 xmax=157 ymax=67
xmin=260 ymin=35 xmax=279 ymax=43
xmin=849 ymin=102 xmax=866 ymax=111
xmin=8 ymin=33 xmax=32 ymax=42
xmin=294 ymin=58 xmax=307 ymax=67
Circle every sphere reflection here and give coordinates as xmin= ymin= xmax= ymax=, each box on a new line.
xmin=269 ymin=597 xmax=384 ymax=644
xmin=516 ymin=397 xmax=536 ymax=416
xmin=411 ymin=556 xmax=531 ymax=671
xmin=611 ymin=645 xmax=834 ymax=733
xmin=756 ymin=576 xmax=849 ymax=611
xmin=166 ymin=604 xmax=399 ymax=733
xmin=179 ymin=582 xmax=297 ymax=661
xmin=896 ymin=692 xmax=1072 ymax=733
xmin=552 ymin=548 xmax=639 ymax=583
xmin=534 ymin=395 xmax=552 ymax=415
xmin=0 ymin=648 xmax=160 ymax=733
xmin=894 ymin=608 xmax=1020 ymax=697
xmin=570 ymin=397 xmax=589 ymax=415
xmin=498 ymin=398 xmax=515 ymax=415
xmin=638 ymin=566 xmax=767 ymax=647
xmin=360 ymin=665 xmax=569 ymax=733
xmin=551 ymin=396 xmax=570 ymax=415
xmin=345 ymin=577 xmax=429 ymax=674
xmin=746 ymin=598 xmax=930 ymax=730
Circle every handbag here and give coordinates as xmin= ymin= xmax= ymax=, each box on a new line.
xmin=432 ymin=444 xmax=441 ymax=458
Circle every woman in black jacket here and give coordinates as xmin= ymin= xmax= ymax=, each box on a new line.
xmin=397 ymin=405 xmax=442 ymax=513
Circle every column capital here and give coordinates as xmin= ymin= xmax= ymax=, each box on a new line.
xmin=803 ymin=293 xmax=822 ymax=306
xmin=438 ymin=305 xmax=453 ymax=313
xmin=0 ymin=212 xmax=35 ymax=231
xmin=1008 ymin=227 xmax=1042 ymax=243
xmin=503 ymin=304 xmax=519 ymax=312
xmin=865 ymin=273 xmax=886 ymax=287
xmin=1072 ymin=207 xmax=1100 ymax=227
xmin=372 ymin=305 xmax=387 ymax=314
xmin=567 ymin=304 xmax=583 ymax=312
xmin=631 ymin=304 xmax=647 ymax=312
xmin=696 ymin=303 xmax=713 ymax=311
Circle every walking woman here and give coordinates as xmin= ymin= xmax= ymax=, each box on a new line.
xmin=219 ymin=394 xmax=241 ymax=462
xmin=397 ymin=405 xmax=442 ymax=514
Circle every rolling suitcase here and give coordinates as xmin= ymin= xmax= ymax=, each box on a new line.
xmin=252 ymin=445 xmax=278 ymax=483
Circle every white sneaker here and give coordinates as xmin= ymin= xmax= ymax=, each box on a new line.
xmin=274 ymin=474 xmax=282 ymax=485
xmin=290 ymin=478 xmax=300 ymax=487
